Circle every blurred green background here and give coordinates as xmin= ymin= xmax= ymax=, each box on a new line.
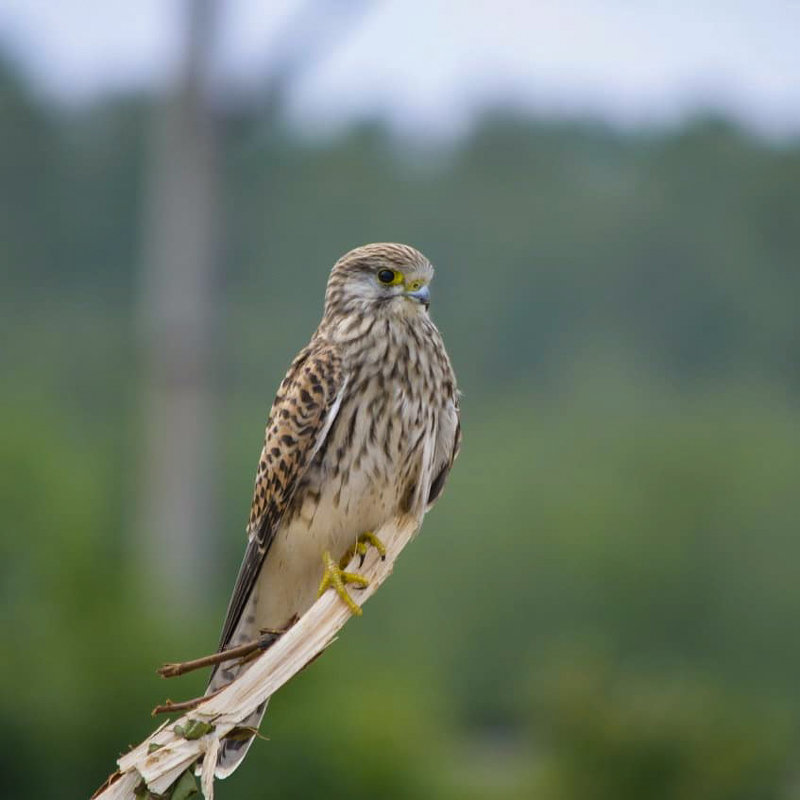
xmin=2 ymin=4 xmax=800 ymax=798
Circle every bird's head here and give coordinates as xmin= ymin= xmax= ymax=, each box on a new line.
xmin=323 ymin=243 xmax=434 ymax=324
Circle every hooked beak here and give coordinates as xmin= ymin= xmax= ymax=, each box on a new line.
xmin=405 ymin=284 xmax=430 ymax=308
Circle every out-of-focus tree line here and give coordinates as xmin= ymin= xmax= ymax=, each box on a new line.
xmin=2 ymin=50 xmax=800 ymax=799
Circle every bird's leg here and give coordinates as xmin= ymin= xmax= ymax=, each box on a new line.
xmin=317 ymin=532 xmax=386 ymax=614
xmin=317 ymin=550 xmax=370 ymax=616
xmin=339 ymin=530 xmax=387 ymax=568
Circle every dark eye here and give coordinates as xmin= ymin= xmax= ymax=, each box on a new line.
xmin=377 ymin=269 xmax=396 ymax=284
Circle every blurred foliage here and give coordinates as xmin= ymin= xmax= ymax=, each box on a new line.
xmin=2 ymin=55 xmax=800 ymax=799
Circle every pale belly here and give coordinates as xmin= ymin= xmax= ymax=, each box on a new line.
xmin=251 ymin=475 xmax=402 ymax=631
xmin=248 ymin=368 xmax=442 ymax=635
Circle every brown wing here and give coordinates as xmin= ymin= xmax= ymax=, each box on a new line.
xmin=427 ymin=394 xmax=461 ymax=508
xmin=216 ymin=343 xmax=344 ymax=650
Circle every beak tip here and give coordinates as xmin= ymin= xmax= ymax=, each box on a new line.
xmin=406 ymin=285 xmax=431 ymax=306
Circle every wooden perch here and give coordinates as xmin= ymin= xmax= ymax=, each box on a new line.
xmin=92 ymin=516 xmax=418 ymax=800
xmin=151 ymin=687 xmax=223 ymax=717
xmin=157 ymin=629 xmax=283 ymax=680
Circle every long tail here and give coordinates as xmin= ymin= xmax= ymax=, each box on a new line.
xmin=214 ymin=699 xmax=268 ymax=778
xmin=204 ymin=595 xmax=267 ymax=778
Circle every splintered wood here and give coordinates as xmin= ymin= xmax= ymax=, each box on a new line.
xmin=93 ymin=517 xmax=418 ymax=800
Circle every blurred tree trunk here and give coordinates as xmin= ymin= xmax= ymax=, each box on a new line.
xmin=137 ymin=0 xmax=220 ymax=618
xmin=134 ymin=0 xmax=370 ymax=620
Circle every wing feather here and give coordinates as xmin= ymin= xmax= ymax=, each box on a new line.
xmin=216 ymin=343 xmax=344 ymax=650
xmin=427 ymin=400 xmax=461 ymax=508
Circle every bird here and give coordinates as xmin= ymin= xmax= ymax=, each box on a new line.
xmin=206 ymin=242 xmax=461 ymax=777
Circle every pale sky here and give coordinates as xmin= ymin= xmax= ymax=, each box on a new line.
xmin=1 ymin=0 xmax=799 ymax=138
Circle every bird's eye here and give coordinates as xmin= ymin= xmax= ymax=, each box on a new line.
xmin=378 ymin=269 xmax=397 ymax=285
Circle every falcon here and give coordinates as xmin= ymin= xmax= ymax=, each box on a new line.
xmin=207 ymin=243 xmax=461 ymax=776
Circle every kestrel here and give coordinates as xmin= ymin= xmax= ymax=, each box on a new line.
xmin=207 ymin=243 xmax=461 ymax=776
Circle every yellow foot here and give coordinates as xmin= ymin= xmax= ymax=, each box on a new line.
xmin=317 ymin=551 xmax=370 ymax=616
xmin=343 ymin=531 xmax=387 ymax=568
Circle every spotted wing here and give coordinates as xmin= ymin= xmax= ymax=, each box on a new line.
xmin=216 ymin=343 xmax=344 ymax=650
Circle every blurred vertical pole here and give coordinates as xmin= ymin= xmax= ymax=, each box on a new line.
xmin=137 ymin=0 xmax=220 ymax=619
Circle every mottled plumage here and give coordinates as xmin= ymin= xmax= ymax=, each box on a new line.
xmin=208 ymin=243 xmax=460 ymax=776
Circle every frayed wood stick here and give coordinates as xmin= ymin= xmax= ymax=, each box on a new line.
xmin=92 ymin=516 xmax=418 ymax=800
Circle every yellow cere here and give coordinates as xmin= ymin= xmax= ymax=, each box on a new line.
xmin=406 ymin=278 xmax=424 ymax=291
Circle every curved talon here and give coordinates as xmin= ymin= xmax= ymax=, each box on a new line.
xmin=317 ymin=551 xmax=369 ymax=615
xmin=358 ymin=531 xmax=387 ymax=562
xmin=341 ymin=530 xmax=387 ymax=568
